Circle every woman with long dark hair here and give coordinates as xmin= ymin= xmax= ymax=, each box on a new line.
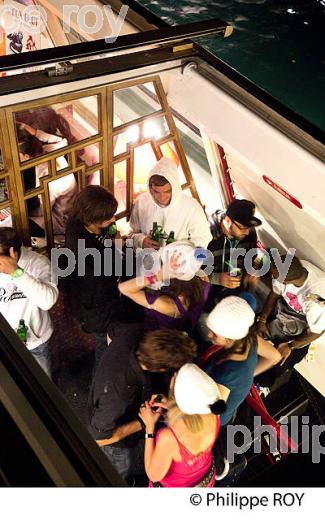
xmin=118 ymin=242 xmax=210 ymax=333
xmin=203 ymin=296 xmax=281 ymax=427
xmin=16 ymin=107 xmax=78 ymax=148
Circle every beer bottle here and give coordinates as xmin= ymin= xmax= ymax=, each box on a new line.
xmin=166 ymin=231 xmax=175 ymax=245
xmin=151 ymin=222 xmax=163 ymax=242
xmin=108 ymin=222 xmax=117 ymax=237
xmin=17 ymin=319 xmax=28 ymax=344
xmin=151 ymin=222 xmax=158 ymax=240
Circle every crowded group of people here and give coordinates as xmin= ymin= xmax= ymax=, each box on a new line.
xmin=0 ymin=157 xmax=325 ymax=487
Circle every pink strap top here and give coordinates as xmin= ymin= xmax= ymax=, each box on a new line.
xmin=152 ymin=416 xmax=220 ymax=488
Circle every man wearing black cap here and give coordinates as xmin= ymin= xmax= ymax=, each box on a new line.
xmin=206 ymin=199 xmax=262 ymax=306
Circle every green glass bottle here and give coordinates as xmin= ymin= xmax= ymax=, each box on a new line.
xmin=108 ymin=222 xmax=117 ymax=237
xmin=166 ymin=231 xmax=175 ymax=244
xmin=151 ymin=222 xmax=163 ymax=242
xmin=17 ymin=319 xmax=28 ymax=344
xmin=151 ymin=222 xmax=158 ymax=240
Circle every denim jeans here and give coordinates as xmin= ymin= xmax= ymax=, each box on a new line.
xmin=101 ymin=445 xmax=132 ymax=479
xmin=30 ymin=339 xmax=51 ymax=378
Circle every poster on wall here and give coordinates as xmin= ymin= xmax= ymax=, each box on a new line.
xmin=3 ymin=0 xmax=41 ymax=55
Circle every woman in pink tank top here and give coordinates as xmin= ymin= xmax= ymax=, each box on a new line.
xmin=138 ymin=364 xmax=226 ymax=487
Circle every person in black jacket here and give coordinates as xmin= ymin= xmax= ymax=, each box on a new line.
xmin=88 ymin=323 xmax=197 ymax=479
xmin=206 ymin=199 xmax=262 ymax=309
xmin=194 ymin=199 xmax=262 ymax=350
xmin=65 ymin=185 xmax=122 ymax=365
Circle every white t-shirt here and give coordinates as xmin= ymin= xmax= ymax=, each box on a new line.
xmin=0 ymin=247 xmax=58 ymax=350
xmin=272 ymin=260 xmax=325 ymax=334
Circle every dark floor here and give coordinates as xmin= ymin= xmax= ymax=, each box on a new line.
xmin=50 ymin=287 xmax=95 ymax=424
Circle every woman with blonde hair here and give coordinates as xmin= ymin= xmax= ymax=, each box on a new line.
xmin=138 ymin=363 xmax=226 ymax=487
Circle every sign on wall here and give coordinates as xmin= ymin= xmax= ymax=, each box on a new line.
xmin=2 ymin=0 xmax=41 ymax=55
xmin=262 ymin=175 xmax=303 ymax=209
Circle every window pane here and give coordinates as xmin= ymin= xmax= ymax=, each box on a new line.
xmin=86 ymin=170 xmax=101 ymax=185
xmin=113 ymin=116 xmax=170 ymax=158
xmin=133 ymin=143 xmax=158 ymax=199
xmin=114 ymin=162 xmax=127 ymax=213
xmin=27 ymin=196 xmax=47 ymax=250
xmin=0 ymin=178 xmax=9 ymax=202
xmin=27 ymin=173 xmax=77 ymax=248
xmin=77 ymin=143 xmax=101 ymax=168
xmin=183 ymin=188 xmax=193 ymax=198
xmin=0 ymin=206 xmax=12 ymax=227
xmin=48 ymin=174 xmax=78 ymax=246
xmin=113 ymin=82 xmax=162 ymax=127
xmin=15 ymin=96 xmax=99 ymax=162
xmin=56 ymin=154 xmax=70 ymax=172
xmin=23 ymin=162 xmax=50 ymax=193
xmin=143 ymin=116 xmax=170 ymax=141
xmin=114 ymin=126 xmax=140 ymax=156
xmin=160 ymin=141 xmax=178 ymax=162
xmin=160 ymin=142 xmax=186 ymax=185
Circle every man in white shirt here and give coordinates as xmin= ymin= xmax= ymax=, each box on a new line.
xmin=129 ymin=157 xmax=212 ymax=249
xmin=257 ymin=255 xmax=325 ymax=367
xmin=0 ymin=227 xmax=59 ymax=377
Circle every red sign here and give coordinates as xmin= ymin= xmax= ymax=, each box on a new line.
xmin=262 ymin=175 xmax=303 ymax=209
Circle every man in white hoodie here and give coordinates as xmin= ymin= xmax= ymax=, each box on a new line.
xmin=129 ymin=158 xmax=212 ymax=249
xmin=0 ymin=227 xmax=58 ymax=377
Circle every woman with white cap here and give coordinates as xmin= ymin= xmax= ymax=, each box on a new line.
xmin=138 ymin=363 xmax=225 ymax=487
xmin=204 ymin=296 xmax=281 ymax=427
xmin=118 ymin=241 xmax=210 ymax=333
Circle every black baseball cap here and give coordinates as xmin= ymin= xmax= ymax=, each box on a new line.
xmin=226 ymin=199 xmax=262 ymax=228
